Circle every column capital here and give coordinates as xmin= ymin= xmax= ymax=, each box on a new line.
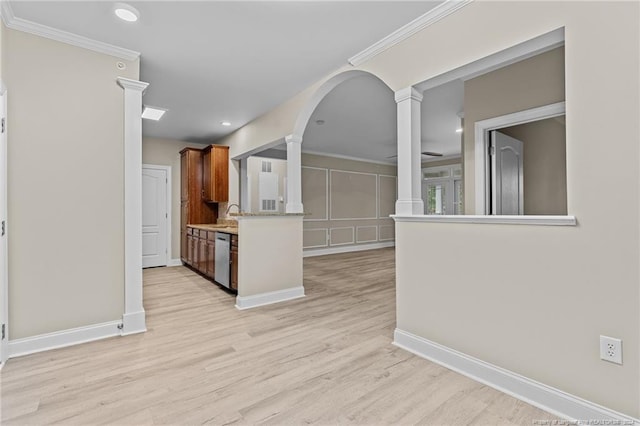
xmin=394 ymin=87 xmax=423 ymax=104
xmin=117 ymin=77 xmax=150 ymax=93
xmin=285 ymin=134 xmax=303 ymax=145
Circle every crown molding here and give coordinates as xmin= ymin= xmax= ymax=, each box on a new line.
xmin=348 ymin=0 xmax=473 ymax=67
xmin=117 ymin=77 xmax=149 ymax=93
xmin=0 ymin=0 xmax=140 ymax=61
xmin=395 ymin=87 xmax=423 ymax=103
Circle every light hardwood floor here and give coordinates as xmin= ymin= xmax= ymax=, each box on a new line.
xmin=1 ymin=248 xmax=558 ymax=425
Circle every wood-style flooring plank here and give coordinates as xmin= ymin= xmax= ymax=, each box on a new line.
xmin=1 ymin=248 xmax=557 ymax=425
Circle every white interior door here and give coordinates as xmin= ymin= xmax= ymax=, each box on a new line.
xmin=491 ymin=130 xmax=524 ymax=215
xmin=142 ymin=166 xmax=168 ymax=268
xmin=0 ymin=87 xmax=8 ymax=363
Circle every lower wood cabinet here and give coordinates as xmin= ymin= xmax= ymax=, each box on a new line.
xmin=206 ymin=232 xmax=215 ymax=278
xmin=185 ymin=226 xmax=237 ymax=292
xmin=230 ymin=235 xmax=238 ymax=291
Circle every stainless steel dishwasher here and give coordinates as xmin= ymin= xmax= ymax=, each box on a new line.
xmin=214 ymin=232 xmax=231 ymax=288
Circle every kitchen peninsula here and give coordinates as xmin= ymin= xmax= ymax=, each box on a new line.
xmin=180 ymin=145 xmax=304 ymax=310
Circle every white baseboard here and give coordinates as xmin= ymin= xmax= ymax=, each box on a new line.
xmin=393 ymin=328 xmax=640 ymax=425
xmin=235 ymin=286 xmax=305 ymax=310
xmin=303 ymin=241 xmax=394 ymax=257
xmin=167 ymin=258 xmax=182 ymax=267
xmin=122 ymin=310 xmax=146 ymax=336
xmin=9 ymin=320 xmax=122 ymax=358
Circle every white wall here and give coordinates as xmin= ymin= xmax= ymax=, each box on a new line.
xmin=216 ymin=1 xmax=640 ymax=418
xmin=4 ymin=28 xmax=139 ymax=339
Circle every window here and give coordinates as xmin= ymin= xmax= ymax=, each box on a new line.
xmin=422 ymin=165 xmax=463 ymax=215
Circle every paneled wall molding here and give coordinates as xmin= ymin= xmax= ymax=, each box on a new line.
xmin=329 ymin=169 xmax=378 ymax=221
xmin=301 ymin=166 xmax=329 ymax=221
xmin=395 ymin=86 xmax=424 ymax=215
xmin=356 ymin=226 xmax=378 ymax=243
xmin=118 ymin=77 xmax=149 ymax=336
xmin=285 ymin=134 xmax=303 ymax=213
xmin=303 ymin=228 xmax=329 ymax=249
xmin=0 ymin=1 xmax=140 ymax=61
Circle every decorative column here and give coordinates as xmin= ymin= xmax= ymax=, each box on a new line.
xmin=117 ymin=77 xmax=149 ymax=336
xmin=394 ymin=87 xmax=424 ymax=215
xmin=285 ymin=134 xmax=304 ymax=213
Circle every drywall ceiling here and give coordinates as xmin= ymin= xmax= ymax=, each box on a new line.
xmin=421 ymin=78 xmax=464 ymax=158
xmin=7 ymin=1 xmax=442 ymax=143
xmin=293 ymin=75 xmax=463 ymax=164
xmin=303 ymin=74 xmax=397 ymax=163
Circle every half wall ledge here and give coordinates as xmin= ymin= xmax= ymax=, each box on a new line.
xmin=391 ymin=215 xmax=577 ymax=226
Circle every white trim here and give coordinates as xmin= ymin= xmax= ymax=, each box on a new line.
xmin=474 ymin=102 xmax=566 ymax=214
xmin=356 ymin=225 xmax=378 ymax=243
xmin=329 ymin=169 xmax=379 ymax=221
xmin=121 ymin=311 xmax=146 ymax=336
xmin=301 ymin=166 xmax=329 ymax=221
xmin=0 ymin=1 xmax=140 ymax=61
xmin=392 ymin=214 xmax=576 ymax=226
xmin=8 ymin=320 xmax=122 ymax=358
xmin=142 ymin=164 xmax=172 ymax=267
xmin=378 ymin=225 xmax=396 ymax=241
xmin=302 ymin=149 xmax=396 ymax=166
xmin=0 ymin=82 xmax=7 ymax=364
xmin=348 ymin=0 xmax=474 ymax=67
xmin=235 ymin=286 xmax=305 ymax=310
xmin=393 ymin=329 xmax=640 ymax=425
xmin=303 ymin=241 xmax=395 ymax=257
xmin=118 ymin=77 xmax=149 ymax=336
xmin=303 ymin=228 xmax=329 ymax=249
xmin=416 ymin=27 xmax=564 ymax=92
xmin=167 ymin=258 xmax=182 ymax=267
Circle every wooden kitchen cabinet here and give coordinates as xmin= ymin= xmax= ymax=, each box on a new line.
xmin=230 ymin=235 xmax=238 ymax=291
xmin=197 ymin=230 xmax=207 ymax=273
xmin=180 ymin=148 xmax=218 ymax=262
xmin=202 ymin=145 xmax=229 ymax=203
xmin=206 ymin=231 xmax=215 ymax=279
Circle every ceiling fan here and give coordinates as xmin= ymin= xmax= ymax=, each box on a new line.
xmin=387 ymin=151 xmax=443 ymax=159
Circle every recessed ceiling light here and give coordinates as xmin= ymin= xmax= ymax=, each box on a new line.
xmin=455 ymin=128 xmax=463 ymax=133
xmin=221 ymin=121 xmax=231 ymax=126
xmin=114 ymin=3 xmax=140 ymax=22
xmin=142 ymin=106 xmax=167 ymax=121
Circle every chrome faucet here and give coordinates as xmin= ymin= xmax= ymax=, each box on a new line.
xmin=225 ymin=203 xmax=240 ymax=216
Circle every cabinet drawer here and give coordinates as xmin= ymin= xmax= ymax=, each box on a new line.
xmin=187 ymin=227 xmax=194 ymax=235
xmin=208 ymin=231 xmax=216 ymax=241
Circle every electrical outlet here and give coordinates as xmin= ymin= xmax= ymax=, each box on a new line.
xmin=600 ymin=335 xmax=622 ymax=365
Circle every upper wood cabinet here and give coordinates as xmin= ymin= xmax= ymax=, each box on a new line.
xmin=202 ymin=145 xmax=229 ymax=203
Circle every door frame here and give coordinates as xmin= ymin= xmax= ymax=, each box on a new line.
xmin=474 ymin=101 xmax=566 ymax=214
xmin=142 ymin=164 xmax=172 ymax=267
xmin=0 ymin=81 xmax=8 ymax=365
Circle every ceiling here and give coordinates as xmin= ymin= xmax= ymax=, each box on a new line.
xmin=8 ymin=1 xmax=443 ymax=143
xmin=288 ymin=74 xmax=463 ymax=164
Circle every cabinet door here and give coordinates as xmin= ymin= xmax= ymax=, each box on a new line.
xmin=202 ymin=148 xmax=212 ymax=202
xmin=180 ymin=201 xmax=189 ymax=261
xmin=206 ymin=239 xmax=215 ymax=278
xmin=186 ymin=234 xmax=194 ymax=265
xmin=230 ymin=235 xmax=238 ymax=290
xmin=181 ymin=151 xmax=188 ymax=201
xmin=198 ymin=237 xmax=207 ymax=273
xmin=202 ymin=145 xmax=229 ymax=203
